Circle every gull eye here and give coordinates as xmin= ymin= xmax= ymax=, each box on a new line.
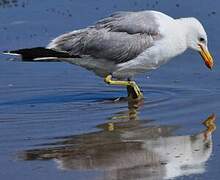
xmin=199 ymin=37 xmax=205 ymax=42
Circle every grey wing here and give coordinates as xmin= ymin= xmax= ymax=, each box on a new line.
xmin=48 ymin=11 xmax=161 ymax=64
xmin=95 ymin=11 xmax=160 ymax=35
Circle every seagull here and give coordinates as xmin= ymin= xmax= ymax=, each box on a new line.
xmin=4 ymin=10 xmax=214 ymax=100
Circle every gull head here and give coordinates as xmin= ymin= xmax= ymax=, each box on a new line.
xmin=180 ymin=17 xmax=214 ymax=69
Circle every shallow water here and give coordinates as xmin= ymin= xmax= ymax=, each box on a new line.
xmin=0 ymin=1 xmax=220 ymax=180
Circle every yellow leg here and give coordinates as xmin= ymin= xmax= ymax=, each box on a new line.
xmin=104 ymin=74 xmax=143 ymax=99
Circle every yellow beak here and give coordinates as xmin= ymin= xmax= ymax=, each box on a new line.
xmin=199 ymin=44 xmax=214 ymax=69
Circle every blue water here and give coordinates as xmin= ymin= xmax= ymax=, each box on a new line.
xmin=0 ymin=1 xmax=220 ymax=180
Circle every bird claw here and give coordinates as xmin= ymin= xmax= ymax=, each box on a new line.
xmin=127 ymin=82 xmax=143 ymax=100
xmin=104 ymin=74 xmax=144 ymax=101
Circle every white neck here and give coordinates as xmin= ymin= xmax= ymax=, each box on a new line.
xmin=175 ymin=17 xmax=205 ymax=51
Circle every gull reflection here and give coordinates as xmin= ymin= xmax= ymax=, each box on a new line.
xmin=20 ymin=105 xmax=216 ymax=180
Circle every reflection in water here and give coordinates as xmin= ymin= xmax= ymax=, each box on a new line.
xmin=20 ymin=103 xmax=216 ymax=180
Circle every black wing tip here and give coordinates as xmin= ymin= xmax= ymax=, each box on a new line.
xmin=2 ymin=50 xmax=10 ymax=53
xmin=2 ymin=47 xmax=82 ymax=60
xmin=2 ymin=50 xmax=20 ymax=55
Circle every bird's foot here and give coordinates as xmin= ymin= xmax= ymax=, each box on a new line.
xmin=127 ymin=81 xmax=144 ymax=100
xmin=104 ymin=74 xmax=144 ymax=101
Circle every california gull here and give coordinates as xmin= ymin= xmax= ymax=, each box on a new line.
xmin=4 ymin=10 xmax=214 ymax=100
